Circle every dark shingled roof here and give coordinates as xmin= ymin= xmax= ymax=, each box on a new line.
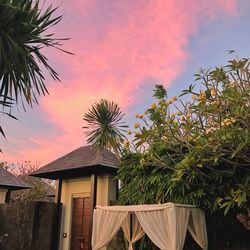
xmin=30 ymin=146 xmax=119 ymax=179
xmin=0 ymin=168 xmax=31 ymax=190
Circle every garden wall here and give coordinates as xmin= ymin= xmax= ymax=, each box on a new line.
xmin=0 ymin=201 xmax=61 ymax=250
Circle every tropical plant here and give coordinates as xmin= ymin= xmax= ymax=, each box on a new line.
xmin=0 ymin=96 xmax=14 ymax=145
xmin=83 ymin=99 xmax=128 ymax=156
xmin=117 ymin=57 xmax=250 ymax=219
xmin=1 ymin=161 xmax=55 ymax=202
xmin=0 ymin=0 xmax=66 ymax=107
xmin=117 ymin=57 xmax=250 ymax=249
xmin=0 ymin=0 xmax=69 ymax=148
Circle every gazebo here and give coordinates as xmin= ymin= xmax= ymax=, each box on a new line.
xmin=92 ymin=203 xmax=208 ymax=250
xmin=30 ymin=145 xmax=119 ymax=250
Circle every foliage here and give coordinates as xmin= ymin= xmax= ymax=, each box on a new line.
xmin=0 ymin=0 xmax=66 ymax=107
xmin=1 ymin=161 xmax=55 ymax=202
xmin=83 ymin=99 xmax=128 ymax=155
xmin=117 ymin=57 xmax=250 ymax=218
xmin=11 ymin=174 xmax=55 ymax=202
xmin=2 ymin=160 xmax=40 ymax=175
xmin=0 ymin=0 xmax=70 ymax=149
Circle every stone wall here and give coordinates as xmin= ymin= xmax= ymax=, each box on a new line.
xmin=0 ymin=202 xmax=61 ymax=250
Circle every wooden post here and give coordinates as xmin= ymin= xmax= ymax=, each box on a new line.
xmin=56 ymin=179 xmax=62 ymax=204
xmin=52 ymin=178 xmax=62 ymax=250
xmin=88 ymin=174 xmax=97 ymax=250
xmin=5 ymin=190 xmax=11 ymax=203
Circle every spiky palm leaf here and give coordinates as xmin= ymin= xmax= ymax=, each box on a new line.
xmin=0 ymin=95 xmax=16 ymax=152
xmin=0 ymin=99 xmax=17 ymax=151
xmin=0 ymin=0 xmax=70 ymax=152
xmin=0 ymin=0 xmax=69 ymax=108
xmin=83 ymin=99 xmax=128 ymax=155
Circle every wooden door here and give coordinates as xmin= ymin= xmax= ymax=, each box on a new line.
xmin=70 ymin=197 xmax=91 ymax=250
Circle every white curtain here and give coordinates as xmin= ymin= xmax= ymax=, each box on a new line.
xmin=92 ymin=209 xmax=128 ymax=250
xmin=92 ymin=203 xmax=208 ymax=250
xmin=122 ymin=213 xmax=145 ymax=250
xmin=135 ymin=206 xmax=190 ymax=250
xmin=188 ymin=208 xmax=208 ymax=250
xmin=175 ymin=207 xmax=191 ymax=250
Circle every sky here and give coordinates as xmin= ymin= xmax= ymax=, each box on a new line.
xmin=1 ymin=0 xmax=250 ymax=166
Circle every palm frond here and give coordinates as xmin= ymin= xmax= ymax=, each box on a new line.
xmin=0 ymin=0 xmax=71 ymax=108
xmin=83 ymin=99 xmax=128 ymax=154
xmin=0 ymin=0 xmax=71 ymax=151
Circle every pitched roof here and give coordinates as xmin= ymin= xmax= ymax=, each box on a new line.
xmin=0 ymin=168 xmax=31 ymax=190
xmin=30 ymin=146 xmax=119 ymax=179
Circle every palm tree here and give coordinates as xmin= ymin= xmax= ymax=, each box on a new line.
xmin=0 ymin=0 xmax=68 ymax=109
xmin=83 ymin=99 xmax=128 ymax=156
xmin=0 ymin=0 xmax=69 ymax=149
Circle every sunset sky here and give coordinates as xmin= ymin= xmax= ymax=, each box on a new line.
xmin=1 ymin=0 xmax=250 ymax=166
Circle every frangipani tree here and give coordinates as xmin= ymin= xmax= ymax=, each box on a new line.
xmin=117 ymin=57 xmax=250 ymax=229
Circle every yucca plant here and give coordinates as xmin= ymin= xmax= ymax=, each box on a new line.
xmin=0 ymin=96 xmax=15 ymax=150
xmin=83 ymin=99 xmax=128 ymax=156
xmin=0 ymin=0 xmax=70 ymax=151
xmin=0 ymin=0 xmax=68 ymax=108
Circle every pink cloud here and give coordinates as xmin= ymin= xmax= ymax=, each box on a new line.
xmin=2 ymin=0 xmax=238 ymax=164
xmin=217 ymin=0 xmax=238 ymax=16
